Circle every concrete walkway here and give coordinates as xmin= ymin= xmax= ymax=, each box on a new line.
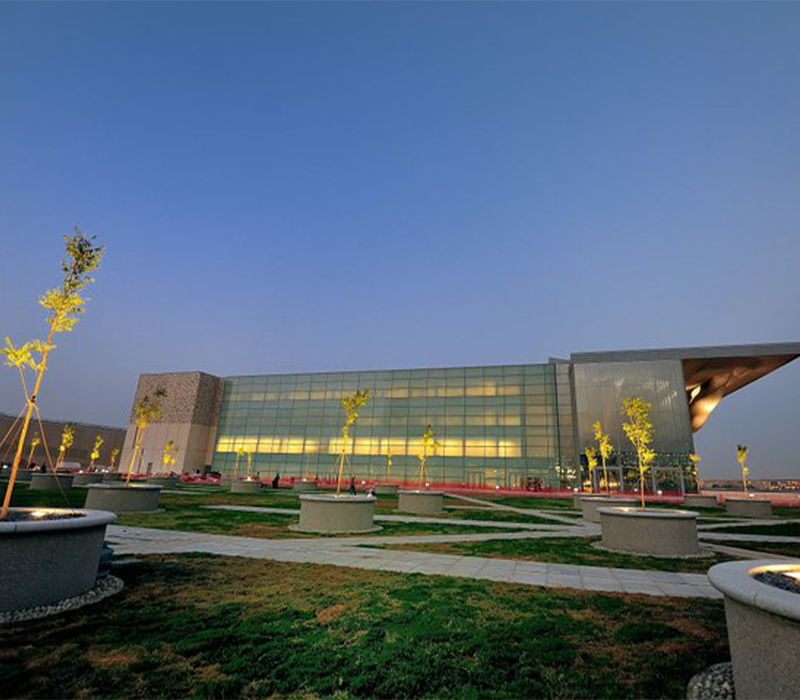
xmin=106 ymin=524 xmax=720 ymax=599
xmin=206 ymin=504 xmax=591 ymax=533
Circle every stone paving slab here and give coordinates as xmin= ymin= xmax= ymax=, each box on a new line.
xmin=206 ymin=504 xmax=587 ymax=532
xmin=105 ymin=525 xmax=721 ymax=599
xmin=444 ymin=493 xmax=581 ymax=525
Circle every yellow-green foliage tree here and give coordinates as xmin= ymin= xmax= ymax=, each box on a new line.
xmin=336 ymin=389 xmax=371 ymax=494
xmin=234 ymin=445 xmax=246 ymax=479
xmin=689 ymin=452 xmax=701 ymax=488
xmin=0 ymin=230 xmax=104 ymax=519
xmin=385 ymin=448 xmax=393 ymax=480
xmin=593 ymin=421 xmax=614 ymax=493
xmin=90 ymin=434 xmax=104 ymax=468
xmin=56 ymin=424 xmax=74 ymax=472
xmin=737 ymin=445 xmax=749 ymax=492
xmin=162 ymin=440 xmax=179 ymax=473
xmin=584 ymin=445 xmax=598 ymax=492
xmin=125 ymin=388 xmax=167 ymax=485
xmin=109 ymin=446 xmax=120 ymax=470
xmin=417 ymin=424 xmax=440 ymax=490
xmin=622 ymin=397 xmax=656 ymax=509
xmin=26 ymin=432 xmax=41 ymax=468
xmin=246 ymin=446 xmax=253 ymax=477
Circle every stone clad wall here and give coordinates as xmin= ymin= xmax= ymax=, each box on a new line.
xmin=120 ymin=372 xmax=224 ymax=475
xmin=0 ymin=412 xmax=125 ymax=469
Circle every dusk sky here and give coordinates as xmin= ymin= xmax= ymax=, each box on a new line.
xmin=0 ymin=2 xmax=797 ymax=479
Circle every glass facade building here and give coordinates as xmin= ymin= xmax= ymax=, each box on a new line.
xmin=120 ymin=342 xmax=800 ymax=492
xmin=212 ymin=362 xmax=578 ymax=489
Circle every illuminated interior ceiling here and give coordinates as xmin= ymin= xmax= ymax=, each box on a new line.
xmin=684 ymin=352 xmax=800 ymax=432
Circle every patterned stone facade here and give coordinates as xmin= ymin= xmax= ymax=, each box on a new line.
xmin=120 ymin=372 xmax=224 ymax=475
xmin=0 ymin=412 xmax=125 ymax=469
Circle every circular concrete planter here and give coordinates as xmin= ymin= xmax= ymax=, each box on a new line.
xmin=599 ymin=506 xmax=700 ymax=556
xmin=147 ymin=476 xmax=180 ymax=488
xmin=293 ymin=494 xmax=380 ymax=533
xmin=292 ymin=480 xmax=318 ymax=493
xmin=375 ymin=484 xmax=399 ymax=495
xmin=684 ymin=494 xmax=720 ymax=508
xmin=0 ymin=508 xmax=117 ymax=613
xmin=398 ymin=490 xmax=445 ymax=515
xmin=73 ymin=473 xmax=105 ymax=487
xmin=709 ymin=560 xmax=800 ymax=699
xmin=725 ymin=498 xmax=773 ymax=518
xmin=231 ymin=479 xmax=262 ymax=493
xmin=84 ymin=484 xmax=162 ymax=513
xmin=2 ymin=468 xmax=34 ymax=482
xmin=580 ymin=496 xmax=634 ymax=523
xmin=29 ymin=473 xmax=74 ymax=490
xmin=102 ymin=473 xmax=123 ymax=483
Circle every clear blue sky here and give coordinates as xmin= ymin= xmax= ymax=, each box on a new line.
xmin=1 ymin=2 xmax=798 ymax=479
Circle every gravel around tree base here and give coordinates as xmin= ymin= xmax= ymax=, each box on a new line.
xmin=754 ymin=570 xmax=800 ymax=594
xmin=686 ymin=662 xmax=734 ymax=699
xmin=0 ymin=576 xmax=123 ymax=625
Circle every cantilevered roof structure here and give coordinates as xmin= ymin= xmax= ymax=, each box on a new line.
xmin=571 ymin=342 xmax=800 ymax=432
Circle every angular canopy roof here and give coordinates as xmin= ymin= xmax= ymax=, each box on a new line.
xmin=571 ymin=342 xmax=800 ymax=432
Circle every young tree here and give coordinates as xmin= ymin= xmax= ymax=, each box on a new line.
xmin=125 ymin=388 xmax=167 ymax=485
xmin=234 ymin=445 xmax=246 ymax=479
xmin=162 ymin=440 xmax=179 ymax=474
xmin=417 ymin=424 xmax=440 ymax=490
xmin=584 ymin=445 xmax=598 ymax=492
xmin=593 ymin=421 xmax=614 ymax=493
xmin=737 ymin=445 xmax=749 ymax=492
xmin=56 ymin=424 xmax=74 ymax=472
xmin=621 ymin=397 xmax=656 ymax=509
xmin=109 ymin=446 xmax=120 ymax=470
xmin=0 ymin=230 xmax=104 ymax=519
xmin=26 ymin=432 xmax=41 ymax=468
xmin=90 ymin=434 xmax=104 ymax=469
xmin=336 ymin=389 xmax=371 ymax=494
xmin=385 ymin=448 xmax=393 ymax=480
xmin=246 ymin=445 xmax=253 ymax=478
xmin=689 ymin=452 xmax=701 ymax=488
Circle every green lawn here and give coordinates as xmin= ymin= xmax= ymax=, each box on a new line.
xmin=370 ymin=536 xmax=735 ymax=573
xmin=116 ymin=505 xmax=515 ymax=539
xmin=707 ymin=522 xmax=800 ymax=537
xmin=711 ymin=539 xmax=800 ymax=558
xmin=0 ymin=554 xmax=728 ymax=699
xmin=7 ymin=485 xmax=517 ymax=539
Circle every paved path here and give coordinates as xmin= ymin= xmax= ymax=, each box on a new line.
xmin=445 ymin=493 xmax=582 ymax=525
xmin=206 ymin=504 xmax=590 ymax=532
xmin=106 ymin=524 xmax=720 ymax=599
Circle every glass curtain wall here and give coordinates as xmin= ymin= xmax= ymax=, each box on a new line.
xmin=212 ymin=363 xmax=567 ymax=487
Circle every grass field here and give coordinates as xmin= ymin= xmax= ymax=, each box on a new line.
xmin=367 ymin=536 xmax=735 ymax=573
xmin=712 ymin=539 xmax=800 ymax=558
xmin=707 ymin=521 xmax=800 ymax=537
xmin=0 ymin=553 xmax=728 ymax=699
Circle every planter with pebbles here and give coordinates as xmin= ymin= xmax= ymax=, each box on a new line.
xmin=709 ymin=560 xmax=800 ymax=699
xmin=231 ymin=479 xmax=262 ymax=494
xmin=29 ymin=473 xmax=74 ymax=490
xmin=375 ymin=483 xmax=399 ymax=495
xmin=598 ymin=506 xmax=701 ymax=557
xmin=0 ymin=507 xmax=117 ymax=613
xmin=398 ymin=490 xmax=445 ymax=515
xmin=725 ymin=497 xmax=773 ymax=518
xmin=292 ymin=494 xmax=380 ymax=533
xmin=684 ymin=494 xmax=720 ymax=508
xmin=84 ymin=483 xmax=162 ymax=513
xmin=580 ymin=496 xmax=634 ymax=523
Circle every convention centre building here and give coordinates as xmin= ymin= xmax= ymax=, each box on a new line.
xmin=119 ymin=342 xmax=799 ymax=492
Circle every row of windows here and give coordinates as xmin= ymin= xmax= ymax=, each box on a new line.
xmin=215 ymin=435 xmax=526 ymax=458
xmin=226 ymin=365 xmax=553 ymax=386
